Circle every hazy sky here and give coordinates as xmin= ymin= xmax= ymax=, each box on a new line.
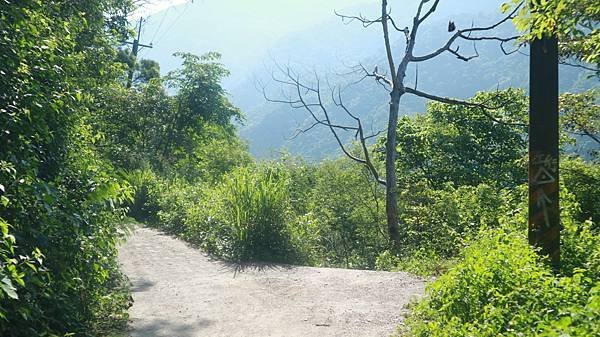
xmin=134 ymin=0 xmax=188 ymax=17
xmin=139 ymin=0 xmax=376 ymax=14
xmin=134 ymin=0 xmax=507 ymax=91
xmin=136 ymin=0 xmax=380 ymax=82
xmin=136 ymin=0 xmax=377 ymax=36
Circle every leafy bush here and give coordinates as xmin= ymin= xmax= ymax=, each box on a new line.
xmin=0 ymin=130 xmax=134 ymax=336
xmin=153 ymin=180 xmax=200 ymax=235
xmin=405 ymin=224 xmax=599 ymax=337
xmin=302 ymin=159 xmax=388 ymax=269
xmin=136 ymin=158 xmax=389 ymax=268
xmin=286 ymin=212 xmax=325 ymax=266
xmin=376 ymin=249 xmax=456 ymax=277
xmin=125 ymin=168 xmax=161 ymax=222
xmin=562 ymin=157 xmax=600 ymax=225
xmin=174 ymin=125 xmax=252 ymax=183
xmin=397 ymin=182 xmax=508 ymax=258
xmin=405 ymin=184 xmax=600 ymax=337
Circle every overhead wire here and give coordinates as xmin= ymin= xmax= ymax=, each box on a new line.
xmin=153 ymin=1 xmax=192 ymax=46
xmin=137 ymin=17 xmax=150 ymax=57
xmin=150 ymin=6 xmax=170 ymax=44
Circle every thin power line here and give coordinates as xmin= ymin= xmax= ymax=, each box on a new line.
xmin=153 ymin=1 xmax=191 ymax=45
xmin=150 ymin=6 xmax=170 ymax=44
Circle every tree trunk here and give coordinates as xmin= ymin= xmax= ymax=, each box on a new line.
xmin=385 ymin=89 xmax=402 ymax=248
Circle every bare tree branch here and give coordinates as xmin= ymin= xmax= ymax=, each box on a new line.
xmin=333 ymin=87 xmax=386 ymax=185
xmin=447 ymin=43 xmax=479 ymax=61
xmin=404 ymin=86 xmax=527 ymax=127
xmin=357 ymin=63 xmax=393 ymax=88
xmin=335 ymin=9 xmax=406 ymax=33
xmin=268 ymin=0 xmax=532 ymax=247
xmin=381 ymin=0 xmax=397 ymax=85
xmin=335 ymin=11 xmax=382 ymax=28
xmin=288 ymin=120 xmax=322 ymax=140
xmin=417 ymin=0 xmax=441 ymax=24
xmin=265 ymin=65 xmax=385 ymax=185
xmin=559 ymin=61 xmax=598 ymax=73
xmin=563 ymin=129 xmax=600 ymax=145
xmin=573 ymin=122 xmax=600 ymax=145
xmin=410 ymin=2 xmax=522 ymax=62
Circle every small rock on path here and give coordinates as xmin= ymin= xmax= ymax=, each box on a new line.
xmin=118 ymin=227 xmax=425 ymax=337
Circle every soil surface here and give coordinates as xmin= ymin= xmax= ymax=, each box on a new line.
xmin=118 ymin=226 xmax=426 ymax=337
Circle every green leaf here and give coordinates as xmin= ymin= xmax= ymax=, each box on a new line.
xmin=1 ymin=277 xmax=18 ymax=300
xmin=1 ymin=196 xmax=9 ymax=207
xmin=0 ymin=219 xmax=8 ymax=236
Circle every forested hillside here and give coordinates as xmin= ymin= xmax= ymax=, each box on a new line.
xmin=237 ymin=12 xmax=595 ymax=159
xmin=1 ymin=1 xmax=599 ymax=337
xmin=140 ymin=0 xmax=596 ymax=159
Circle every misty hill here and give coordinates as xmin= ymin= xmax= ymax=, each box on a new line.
xmin=141 ymin=0 xmax=595 ymax=160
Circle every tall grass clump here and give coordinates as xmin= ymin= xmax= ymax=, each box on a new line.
xmin=185 ymin=166 xmax=295 ymax=262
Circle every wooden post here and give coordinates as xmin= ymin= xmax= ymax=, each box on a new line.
xmin=124 ymin=17 xmax=152 ymax=88
xmin=529 ymin=36 xmax=560 ymax=269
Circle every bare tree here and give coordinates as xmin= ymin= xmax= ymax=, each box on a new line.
xmin=266 ymin=0 xmax=523 ymax=248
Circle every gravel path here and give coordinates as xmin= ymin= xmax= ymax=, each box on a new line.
xmin=118 ymin=227 xmax=426 ymax=337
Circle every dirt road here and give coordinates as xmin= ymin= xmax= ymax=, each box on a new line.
xmin=118 ymin=227 xmax=425 ymax=337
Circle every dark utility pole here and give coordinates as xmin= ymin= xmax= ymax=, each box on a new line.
xmin=529 ymin=36 xmax=560 ymax=269
xmin=123 ymin=17 xmax=153 ymax=88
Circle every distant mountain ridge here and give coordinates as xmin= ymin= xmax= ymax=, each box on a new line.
xmin=233 ymin=12 xmax=593 ymax=159
xmin=142 ymin=1 xmax=596 ymax=160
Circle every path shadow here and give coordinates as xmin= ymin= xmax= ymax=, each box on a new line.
xmin=138 ymin=225 xmax=298 ymax=277
xmin=215 ymin=259 xmax=297 ymax=278
xmin=131 ymin=277 xmax=155 ymax=292
xmin=129 ymin=318 xmax=213 ymax=337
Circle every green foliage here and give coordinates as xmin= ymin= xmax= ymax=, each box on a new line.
xmin=173 ymin=125 xmax=252 ymax=183
xmin=93 ymin=52 xmax=248 ymax=180
xmin=134 ymin=59 xmax=161 ymax=85
xmin=124 ymin=168 xmax=161 ymax=222
xmin=94 ymin=81 xmax=172 ymax=170
xmin=376 ymin=250 xmax=456 ymax=277
xmin=398 ymin=183 xmax=508 ymax=259
xmin=505 ymin=0 xmax=599 ymax=73
xmin=372 ymin=180 xmax=520 ymax=277
xmin=406 ymin=229 xmax=599 ymax=336
xmin=405 ymin=185 xmax=600 ymax=337
xmin=166 ymin=52 xmax=243 ymax=128
xmin=153 ymin=179 xmax=201 ymax=235
xmin=382 ymin=89 xmax=530 ymax=268
xmin=392 ymin=89 xmax=528 ymax=188
xmin=163 ymin=166 xmax=293 ymax=262
xmin=301 ymin=159 xmax=388 ymax=268
xmin=560 ymin=90 xmax=600 ymax=157
xmin=562 ymin=157 xmax=600 ymax=224
xmin=139 ymin=157 xmax=389 ymax=268
xmin=0 ymin=0 xmax=134 ymax=335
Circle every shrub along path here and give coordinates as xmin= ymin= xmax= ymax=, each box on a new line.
xmin=119 ymin=226 xmax=425 ymax=337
